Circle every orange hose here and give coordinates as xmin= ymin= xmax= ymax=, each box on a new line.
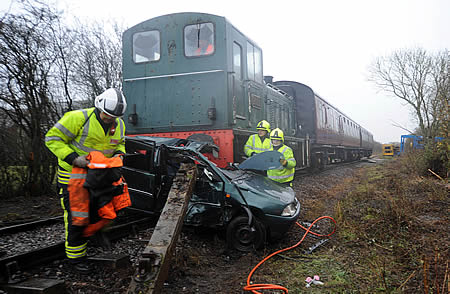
xmin=243 ymin=216 xmax=337 ymax=293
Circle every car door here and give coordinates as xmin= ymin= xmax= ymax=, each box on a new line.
xmin=185 ymin=165 xmax=225 ymax=227
xmin=122 ymin=139 xmax=159 ymax=211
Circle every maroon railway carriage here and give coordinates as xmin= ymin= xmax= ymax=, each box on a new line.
xmin=272 ymin=80 xmax=373 ymax=168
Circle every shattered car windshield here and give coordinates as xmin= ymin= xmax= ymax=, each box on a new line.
xmin=220 ymin=168 xmax=253 ymax=181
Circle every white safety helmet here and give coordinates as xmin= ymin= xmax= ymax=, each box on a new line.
xmin=94 ymin=88 xmax=127 ymax=117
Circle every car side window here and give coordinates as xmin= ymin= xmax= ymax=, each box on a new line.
xmin=123 ymin=140 xmax=155 ymax=172
xmin=123 ymin=150 xmax=153 ymax=172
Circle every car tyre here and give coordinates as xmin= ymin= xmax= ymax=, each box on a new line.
xmin=226 ymin=215 xmax=266 ymax=252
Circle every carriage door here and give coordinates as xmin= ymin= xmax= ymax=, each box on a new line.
xmin=338 ymin=115 xmax=344 ymax=143
xmin=232 ymin=42 xmax=245 ymax=124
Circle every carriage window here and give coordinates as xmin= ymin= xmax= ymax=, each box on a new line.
xmin=185 ymin=23 xmax=215 ymax=57
xmin=133 ymin=30 xmax=160 ymax=63
xmin=233 ymin=42 xmax=242 ymax=80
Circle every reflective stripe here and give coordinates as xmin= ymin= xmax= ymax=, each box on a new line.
xmin=72 ymin=140 xmax=116 ymax=156
xmin=252 ymin=146 xmax=270 ymax=151
xmin=245 ymin=135 xmax=271 ymax=153
xmin=60 ymin=197 xmax=68 ymax=239
xmin=268 ymin=173 xmax=295 ymax=180
xmin=58 ymin=178 xmax=69 ymax=184
xmin=72 ymin=211 xmax=89 ymax=218
xmin=58 ymin=170 xmax=70 ymax=175
xmin=66 ymin=243 xmax=87 ymax=251
xmin=79 ymin=110 xmax=90 ymax=146
xmin=66 ymin=251 xmax=87 ymax=259
xmin=72 ymin=140 xmax=99 ymax=153
xmin=89 ymin=163 xmax=107 ymax=168
xmin=58 ymin=168 xmax=70 ymax=174
xmin=45 ymin=136 xmax=64 ymax=142
xmin=288 ymin=158 xmax=296 ymax=162
xmin=58 ymin=168 xmax=70 ymax=184
xmin=58 ymin=171 xmax=70 ymax=177
xmin=55 ymin=122 xmax=76 ymax=139
xmin=70 ymin=173 xmax=87 ymax=179
xmin=66 ymin=242 xmax=88 ymax=259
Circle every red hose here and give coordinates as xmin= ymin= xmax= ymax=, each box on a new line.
xmin=244 ymin=216 xmax=337 ymax=293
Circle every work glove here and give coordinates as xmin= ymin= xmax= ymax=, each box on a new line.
xmin=73 ymin=155 xmax=89 ymax=168
xmin=280 ymin=159 xmax=287 ymax=166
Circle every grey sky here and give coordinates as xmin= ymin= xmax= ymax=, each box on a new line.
xmin=2 ymin=0 xmax=449 ymax=143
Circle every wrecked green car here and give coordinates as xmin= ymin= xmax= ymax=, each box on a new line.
xmin=122 ymin=136 xmax=300 ymax=251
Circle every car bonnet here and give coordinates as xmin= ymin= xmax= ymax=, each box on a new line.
xmin=229 ymin=170 xmax=295 ymax=204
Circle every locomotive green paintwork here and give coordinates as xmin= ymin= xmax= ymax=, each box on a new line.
xmin=122 ymin=13 xmax=299 ymax=165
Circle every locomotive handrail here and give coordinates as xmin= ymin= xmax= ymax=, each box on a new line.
xmin=124 ymin=69 xmax=224 ymax=82
xmin=266 ymin=83 xmax=291 ymax=98
xmin=131 ymin=122 xmax=214 ymax=130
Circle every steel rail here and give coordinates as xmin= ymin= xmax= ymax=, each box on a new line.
xmin=0 ymin=216 xmax=63 ymax=235
xmin=0 ymin=215 xmax=155 ymax=284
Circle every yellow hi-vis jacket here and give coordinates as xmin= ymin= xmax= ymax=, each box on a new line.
xmin=244 ymin=134 xmax=272 ymax=157
xmin=267 ymin=144 xmax=296 ymax=183
xmin=45 ymin=107 xmax=126 ymax=184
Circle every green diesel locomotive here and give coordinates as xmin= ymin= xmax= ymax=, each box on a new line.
xmin=122 ymin=12 xmax=309 ymax=168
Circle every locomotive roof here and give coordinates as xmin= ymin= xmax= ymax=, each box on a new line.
xmin=125 ymin=12 xmax=262 ymax=50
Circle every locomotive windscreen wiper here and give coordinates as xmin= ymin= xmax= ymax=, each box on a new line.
xmin=196 ymin=25 xmax=200 ymax=48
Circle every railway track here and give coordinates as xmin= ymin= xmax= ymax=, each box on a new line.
xmin=0 ymin=163 xmax=196 ymax=294
xmin=296 ymin=157 xmax=374 ymax=178
xmin=0 ymin=210 xmax=155 ymax=292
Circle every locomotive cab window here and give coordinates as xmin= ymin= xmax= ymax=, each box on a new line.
xmin=184 ymin=23 xmax=215 ymax=57
xmin=233 ymin=42 xmax=242 ymax=80
xmin=247 ymin=42 xmax=263 ymax=83
xmin=133 ymin=30 xmax=160 ymax=63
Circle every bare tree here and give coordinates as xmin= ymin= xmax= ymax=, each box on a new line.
xmin=0 ymin=0 xmax=69 ymax=195
xmin=430 ymin=50 xmax=450 ymax=138
xmin=0 ymin=1 xmax=125 ymax=196
xmin=70 ymin=19 xmax=124 ymax=104
xmin=368 ymin=48 xmax=449 ymax=141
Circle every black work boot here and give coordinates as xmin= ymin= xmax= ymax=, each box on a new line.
xmin=69 ymin=258 xmax=92 ymax=273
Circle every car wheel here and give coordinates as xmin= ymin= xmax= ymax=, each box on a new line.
xmin=226 ymin=215 xmax=266 ymax=252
